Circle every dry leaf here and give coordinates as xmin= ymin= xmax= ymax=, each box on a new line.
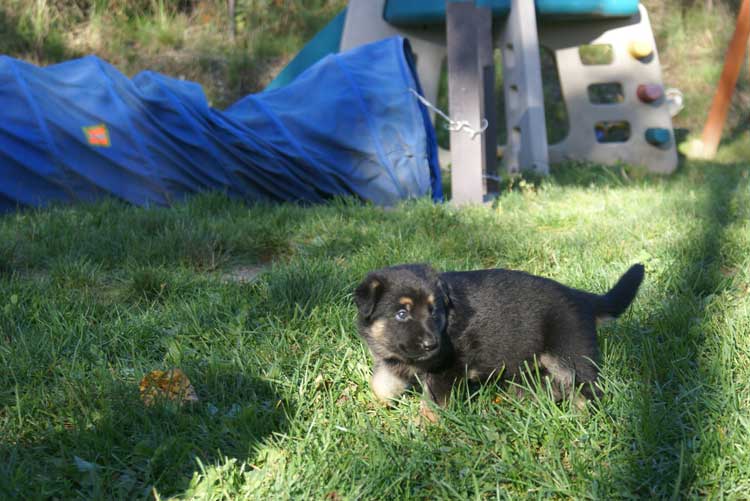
xmin=419 ymin=400 xmax=439 ymax=424
xmin=336 ymin=394 xmax=350 ymax=405
xmin=139 ymin=368 xmax=199 ymax=407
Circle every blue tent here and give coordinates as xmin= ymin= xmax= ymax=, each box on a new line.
xmin=0 ymin=37 xmax=441 ymax=212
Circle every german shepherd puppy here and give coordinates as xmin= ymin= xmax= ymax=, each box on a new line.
xmin=354 ymin=263 xmax=644 ymax=410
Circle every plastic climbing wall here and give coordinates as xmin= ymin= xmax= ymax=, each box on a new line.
xmin=540 ymin=4 xmax=678 ymax=173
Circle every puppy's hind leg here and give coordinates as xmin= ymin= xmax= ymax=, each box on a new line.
xmin=538 ymin=353 xmax=595 ymax=409
xmin=371 ymin=362 xmax=411 ymax=403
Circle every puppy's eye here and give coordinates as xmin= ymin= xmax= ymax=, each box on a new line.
xmin=395 ymin=309 xmax=409 ymax=322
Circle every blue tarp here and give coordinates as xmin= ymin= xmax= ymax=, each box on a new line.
xmin=0 ymin=37 xmax=441 ymax=212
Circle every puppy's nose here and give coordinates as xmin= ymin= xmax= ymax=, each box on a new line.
xmin=421 ymin=339 xmax=438 ymax=352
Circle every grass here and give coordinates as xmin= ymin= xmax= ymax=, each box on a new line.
xmin=2 ymin=161 xmax=750 ymax=498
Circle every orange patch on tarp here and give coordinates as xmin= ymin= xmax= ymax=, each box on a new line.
xmin=82 ymin=123 xmax=111 ymax=147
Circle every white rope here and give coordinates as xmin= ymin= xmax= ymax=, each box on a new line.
xmin=409 ymin=88 xmax=488 ymax=140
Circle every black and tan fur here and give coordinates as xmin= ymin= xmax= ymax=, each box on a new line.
xmin=354 ymin=263 xmax=644 ymax=409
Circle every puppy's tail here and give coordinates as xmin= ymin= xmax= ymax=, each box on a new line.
xmin=594 ymin=264 xmax=645 ymax=320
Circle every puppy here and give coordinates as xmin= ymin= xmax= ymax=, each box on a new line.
xmin=354 ymin=263 xmax=644 ymax=409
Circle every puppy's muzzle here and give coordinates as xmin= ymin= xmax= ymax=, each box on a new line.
xmin=398 ymin=337 xmax=440 ymax=362
xmin=421 ymin=338 xmax=438 ymax=352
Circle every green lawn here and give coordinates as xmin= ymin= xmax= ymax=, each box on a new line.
xmin=1 ymin=162 xmax=750 ymax=499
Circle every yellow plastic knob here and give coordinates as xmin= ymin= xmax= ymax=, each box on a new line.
xmin=628 ymin=40 xmax=653 ymax=59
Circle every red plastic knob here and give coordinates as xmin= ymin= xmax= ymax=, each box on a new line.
xmin=637 ymin=84 xmax=663 ymax=103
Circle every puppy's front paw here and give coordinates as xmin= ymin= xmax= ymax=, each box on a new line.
xmin=371 ymin=364 xmax=409 ymax=403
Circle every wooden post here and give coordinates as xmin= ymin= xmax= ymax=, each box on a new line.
xmin=446 ymin=1 xmax=492 ymax=205
xmin=699 ymin=0 xmax=750 ymax=158
xmin=228 ymin=0 xmax=236 ymax=40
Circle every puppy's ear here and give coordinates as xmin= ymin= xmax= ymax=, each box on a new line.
xmin=354 ymin=274 xmax=384 ymax=320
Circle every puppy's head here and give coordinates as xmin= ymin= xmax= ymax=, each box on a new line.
xmin=354 ymin=264 xmax=450 ymax=365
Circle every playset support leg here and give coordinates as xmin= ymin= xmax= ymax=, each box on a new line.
xmin=446 ymin=1 xmax=493 ymax=205
xmin=479 ymin=13 xmax=498 ymax=192
xmin=499 ymin=0 xmax=549 ymax=176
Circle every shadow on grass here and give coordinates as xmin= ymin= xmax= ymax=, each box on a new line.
xmin=0 ymin=367 xmax=290 ymax=499
xmin=608 ymin=163 xmax=746 ymax=496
